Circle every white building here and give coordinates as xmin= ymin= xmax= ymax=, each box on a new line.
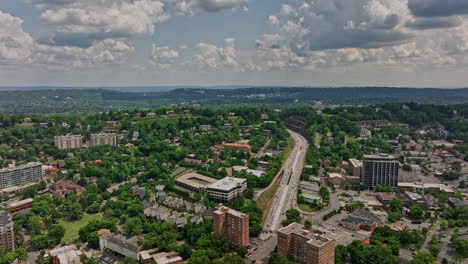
xmin=207 ymin=177 xmax=247 ymax=203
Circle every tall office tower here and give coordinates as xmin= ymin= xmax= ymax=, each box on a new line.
xmin=54 ymin=135 xmax=83 ymax=150
xmin=0 ymin=162 xmax=42 ymax=189
xmin=0 ymin=211 xmax=15 ymax=250
xmin=213 ymin=205 xmax=249 ymax=246
xmin=278 ymin=223 xmax=336 ymax=264
xmin=90 ymin=133 xmax=117 ymax=147
xmin=362 ymin=154 xmax=399 ymax=188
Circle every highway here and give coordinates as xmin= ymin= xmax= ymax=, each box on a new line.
xmin=263 ymin=129 xmax=308 ymax=232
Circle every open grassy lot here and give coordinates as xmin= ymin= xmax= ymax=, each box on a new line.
xmin=257 ymin=181 xmax=280 ymax=225
xmin=298 ymin=203 xmax=316 ymax=212
xmin=58 ymin=213 xmax=102 ymax=243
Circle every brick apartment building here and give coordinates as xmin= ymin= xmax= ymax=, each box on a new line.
xmin=50 ymin=180 xmax=84 ymax=196
xmin=0 ymin=211 xmax=15 ymax=250
xmin=277 ymin=223 xmax=336 ymax=264
xmin=213 ymin=205 xmax=249 ymax=247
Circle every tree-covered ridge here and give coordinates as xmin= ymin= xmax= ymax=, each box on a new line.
xmin=1 ymin=87 xmax=468 ymax=114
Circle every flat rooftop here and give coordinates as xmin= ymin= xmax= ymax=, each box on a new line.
xmin=175 ymin=172 xmax=217 ymax=189
xmin=0 ymin=162 xmax=42 ymax=173
xmin=279 ymin=223 xmax=335 ymax=247
xmin=9 ymin=198 xmax=33 ymax=207
xmin=214 ymin=205 xmax=248 ymax=218
xmin=207 ymin=177 xmax=247 ymax=192
xmin=363 ymin=154 xmax=396 ymax=160
xmin=0 ymin=211 xmax=12 ymax=226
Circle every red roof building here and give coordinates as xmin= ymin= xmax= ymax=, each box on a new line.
xmin=50 ymin=180 xmax=83 ymax=196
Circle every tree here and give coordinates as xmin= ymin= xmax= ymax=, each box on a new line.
xmin=235 ymin=246 xmax=247 ymax=258
xmin=408 ymin=205 xmax=424 ymax=221
xmin=87 ymin=232 xmax=100 ymax=249
xmin=217 ymin=255 xmax=244 ymax=264
xmin=124 ymin=217 xmax=143 ymax=236
xmin=47 ymin=224 xmax=65 ymax=245
xmin=268 ymin=252 xmax=292 ymax=264
xmin=304 ymin=220 xmax=312 ymax=229
xmin=87 ymin=203 xmax=100 ymax=214
xmin=440 ymin=220 xmax=449 ymax=230
xmin=388 ymin=212 xmax=402 ymax=223
xmin=27 ymin=215 xmax=44 ymax=236
xmin=14 ymin=248 xmax=27 ymax=264
xmin=389 ymin=198 xmax=403 ymax=212
xmin=319 ymin=187 xmax=330 ymax=202
xmin=122 ymin=257 xmax=139 ymax=264
xmin=66 ymin=203 xmax=84 ymax=221
xmin=410 ymin=251 xmax=436 ymax=264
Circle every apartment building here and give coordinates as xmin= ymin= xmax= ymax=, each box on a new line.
xmin=54 ymin=135 xmax=83 ymax=150
xmin=207 ymin=177 xmax=247 ymax=203
xmin=0 ymin=211 xmax=15 ymax=250
xmin=278 ymin=223 xmax=336 ymax=264
xmin=90 ymin=133 xmax=117 ymax=147
xmin=362 ymin=154 xmax=399 ymax=188
xmin=0 ymin=162 xmax=42 ymax=190
xmin=213 ymin=205 xmax=249 ymax=246
xmin=348 ymin=158 xmax=362 ymax=178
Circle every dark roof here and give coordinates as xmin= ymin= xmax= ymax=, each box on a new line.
xmin=0 ymin=211 xmax=12 ymax=226
xmin=106 ymin=235 xmax=141 ymax=253
xmin=342 ymin=209 xmax=380 ymax=227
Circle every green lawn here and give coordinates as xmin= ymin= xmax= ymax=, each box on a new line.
xmin=298 ymin=204 xmax=315 ymax=212
xmin=58 ymin=213 xmax=102 ymax=243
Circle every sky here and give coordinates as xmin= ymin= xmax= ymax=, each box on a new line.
xmin=1 ymin=0 xmax=468 ymax=87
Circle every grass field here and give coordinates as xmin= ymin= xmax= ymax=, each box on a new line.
xmin=59 ymin=213 xmax=102 ymax=243
xmin=298 ymin=204 xmax=315 ymax=212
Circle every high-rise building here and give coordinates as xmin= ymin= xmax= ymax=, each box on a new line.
xmin=277 ymin=223 xmax=336 ymax=264
xmin=0 ymin=211 xmax=15 ymax=250
xmin=0 ymin=162 xmax=42 ymax=190
xmin=54 ymin=135 xmax=83 ymax=150
xmin=213 ymin=205 xmax=249 ymax=247
xmin=90 ymin=133 xmax=117 ymax=147
xmin=362 ymin=154 xmax=399 ymax=188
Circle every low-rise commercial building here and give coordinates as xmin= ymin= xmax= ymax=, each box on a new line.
xmin=397 ymin=182 xmax=455 ymax=194
xmin=50 ymin=180 xmax=84 ymax=196
xmin=213 ymin=205 xmax=249 ymax=247
xmin=49 ymin=245 xmax=83 ymax=264
xmin=300 ymin=193 xmax=322 ymax=204
xmin=278 ymin=223 xmax=336 ymax=264
xmin=327 ymin=172 xmax=344 ymax=186
xmin=175 ymin=172 xmax=217 ymax=193
xmin=376 ymin=192 xmax=395 ymax=206
xmin=9 ymin=198 xmax=33 ymax=213
xmin=207 ymin=177 xmax=247 ymax=203
xmin=340 ymin=209 xmax=380 ymax=232
xmin=99 ymin=234 xmax=142 ymax=260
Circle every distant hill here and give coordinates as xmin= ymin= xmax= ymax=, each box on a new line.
xmin=1 ymin=86 xmax=468 ymax=114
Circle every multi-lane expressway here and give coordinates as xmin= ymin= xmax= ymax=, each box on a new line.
xmin=263 ymin=129 xmax=308 ymax=232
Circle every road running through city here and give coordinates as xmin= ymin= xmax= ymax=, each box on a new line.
xmin=263 ymin=129 xmax=308 ymax=232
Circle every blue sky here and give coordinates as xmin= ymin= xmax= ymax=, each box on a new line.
xmin=1 ymin=0 xmax=468 ymax=87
